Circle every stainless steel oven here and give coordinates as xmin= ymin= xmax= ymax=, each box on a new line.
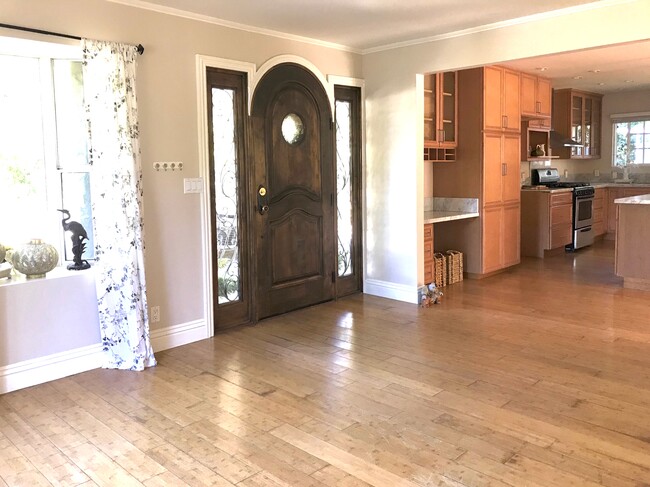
xmin=530 ymin=168 xmax=595 ymax=251
xmin=571 ymin=186 xmax=595 ymax=250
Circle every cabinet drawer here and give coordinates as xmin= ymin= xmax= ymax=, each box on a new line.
xmin=550 ymin=192 xmax=573 ymax=206
xmin=424 ymin=240 xmax=434 ymax=262
xmin=550 ymin=223 xmax=572 ymax=249
xmin=424 ymin=223 xmax=433 ymax=240
xmin=593 ymin=220 xmax=605 ymax=237
xmin=593 ymin=206 xmax=604 ymax=223
xmin=550 ymin=203 xmax=572 ymax=225
xmin=593 ymin=197 xmax=604 ymax=210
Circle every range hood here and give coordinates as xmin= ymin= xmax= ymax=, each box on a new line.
xmin=550 ymin=130 xmax=582 ymax=148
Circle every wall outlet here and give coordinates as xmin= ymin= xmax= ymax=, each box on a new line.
xmin=594 ymin=169 xmax=600 ymax=177
xmin=150 ymin=305 xmax=160 ymax=323
xmin=612 ymin=171 xmax=618 ymax=179
xmin=564 ymin=169 xmax=569 ymax=178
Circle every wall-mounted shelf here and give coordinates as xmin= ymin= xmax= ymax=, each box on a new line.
xmin=527 ymin=156 xmax=559 ymax=161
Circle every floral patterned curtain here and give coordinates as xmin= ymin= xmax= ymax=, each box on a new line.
xmin=82 ymin=39 xmax=156 ymax=371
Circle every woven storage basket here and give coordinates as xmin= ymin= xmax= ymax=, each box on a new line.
xmin=433 ymin=252 xmax=447 ymax=287
xmin=446 ymin=250 xmax=463 ymax=284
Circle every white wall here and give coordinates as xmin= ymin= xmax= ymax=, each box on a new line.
xmin=363 ymin=0 xmax=650 ymax=296
xmin=1 ymin=0 xmax=362 ymax=388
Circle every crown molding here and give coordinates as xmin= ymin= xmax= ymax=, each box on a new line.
xmin=105 ymin=0 xmax=361 ymax=54
xmin=361 ymin=0 xmax=638 ymax=55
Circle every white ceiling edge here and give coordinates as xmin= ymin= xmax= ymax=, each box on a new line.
xmin=362 ymin=0 xmax=638 ymax=55
xmin=106 ymin=0 xmax=636 ymax=57
xmin=105 ymin=0 xmax=361 ymax=54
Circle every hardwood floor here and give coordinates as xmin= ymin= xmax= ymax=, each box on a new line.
xmin=3 ymin=240 xmax=650 ymax=486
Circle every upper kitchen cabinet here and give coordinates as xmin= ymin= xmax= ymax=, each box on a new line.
xmin=552 ymin=89 xmax=603 ymax=159
xmin=520 ymin=73 xmax=552 ymax=120
xmin=484 ymin=66 xmax=520 ymax=133
xmin=424 ymin=71 xmax=457 ymax=162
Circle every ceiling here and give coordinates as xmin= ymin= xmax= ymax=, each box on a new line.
xmin=113 ymin=0 xmax=650 ymax=93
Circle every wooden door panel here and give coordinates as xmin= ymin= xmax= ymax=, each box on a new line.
xmin=482 ymin=206 xmax=502 ymax=273
xmin=503 ymin=204 xmax=520 ymax=267
xmin=483 ymin=133 xmax=503 ymax=206
xmin=537 ymin=77 xmax=552 ymax=117
xmin=483 ymin=67 xmax=503 ymax=131
xmin=252 ymin=64 xmax=335 ymax=319
xmin=503 ymin=134 xmax=521 ymax=204
xmin=520 ymin=73 xmax=537 ymax=116
xmin=270 ymin=90 xmax=321 ymax=198
xmin=271 ymin=211 xmax=322 ymax=284
xmin=503 ymin=69 xmax=520 ymax=131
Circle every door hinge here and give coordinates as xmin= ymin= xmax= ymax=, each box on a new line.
xmin=331 ymin=271 xmax=336 ymax=283
xmin=330 ymin=118 xmax=334 ymax=130
xmin=330 ymin=193 xmax=334 ymax=206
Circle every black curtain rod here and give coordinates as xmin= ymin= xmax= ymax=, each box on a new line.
xmin=0 ymin=23 xmax=144 ymax=55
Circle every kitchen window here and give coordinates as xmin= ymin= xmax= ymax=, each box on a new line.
xmin=612 ymin=116 xmax=650 ymax=166
xmin=0 ymin=37 xmax=94 ymax=261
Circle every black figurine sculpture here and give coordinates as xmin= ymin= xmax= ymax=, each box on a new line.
xmin=57 ymin=209 xmax=91 ymax=270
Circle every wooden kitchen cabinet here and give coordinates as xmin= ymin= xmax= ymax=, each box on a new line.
xmin=484 ymin=66 xmax=520 ymax=133
xmin=520 ymin=73 xmax=552 ymax=119
xmin=552 ymin=89 xmax=603 ymax=159
xmin=484 ymin=132 xmax=521 ymax=206
xmin=521 ymin=191 xmax=572 ymax=258
xmin=423 ymin=223 xmax=434 ymax=283
xmin=482 ymin=203 xmax=520 ymax=273
xmin=607 ymin=186 xmax=650 ymax=235
xmin=431 ymin=66 xmax=520 ymax=277
xmin=593 ymin=187 xmax=607 ymax=237
xmin=424 ymin=71 xmax=457 ymax=162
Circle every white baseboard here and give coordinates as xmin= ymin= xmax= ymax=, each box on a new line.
xmin=0 ymin=344 xmax=103 ymax=395
xmin=0 ymin=320 xmax=209 ymax=395
xmin=364 ymin=278 xmax=419 ymax=304
xmin=150 ymin=319 xmax=208 ymax=352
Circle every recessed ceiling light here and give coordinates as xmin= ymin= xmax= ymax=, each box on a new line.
xmin=573 ymin=76 xmax=583 ymax=80
xmin=536 ymin=67 xmax=548 ymax=72
xmin=589 ymin=69 xmax=601 ymax=73
xmin=597 ymin=82 xmax=605 ymax=86
xmin=625 ymin=80 xmax=634 ymax=83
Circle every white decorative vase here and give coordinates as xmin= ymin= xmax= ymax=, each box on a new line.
xmin=11 ymin=239 xmax=59 ymax=279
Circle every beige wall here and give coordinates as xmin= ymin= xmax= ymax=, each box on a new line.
xmin=363 ymin=0 xmax=650 ymax=293
xmin=1 ymin=0 xmax=362 ymax=340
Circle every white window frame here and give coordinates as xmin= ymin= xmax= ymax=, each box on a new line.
xmin=611 ymin=111 xmax=650 ymax=167
xmin=0 ymin=35 xmax=90 ymax=263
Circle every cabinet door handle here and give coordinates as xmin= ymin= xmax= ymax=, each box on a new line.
xmin=441 ymin=130 xmax=446 ymax=142
xmin=502 ymin=115 xmax=508 ymax=128
xmin=502 ymin=163 xmax=507 ymax=176
xmin=536 ymin=101 xmax=541 ymax=113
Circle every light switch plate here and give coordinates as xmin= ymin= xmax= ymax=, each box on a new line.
xmin=183 ymin=178 xmax=203 ymax=194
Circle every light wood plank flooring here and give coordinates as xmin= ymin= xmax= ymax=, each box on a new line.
xmin=3 ymin=240 xmax=650 ymax=486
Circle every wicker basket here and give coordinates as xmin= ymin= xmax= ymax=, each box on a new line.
xmin=446 ymin=250 xmax=464 ymax=284
xmin=433 ymin=252 xmax=447 ymax=288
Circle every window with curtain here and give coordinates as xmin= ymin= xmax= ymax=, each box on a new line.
xmin=613 ymin=116 xmax=650 ymax=166
xmin=0 ymin=38 xmax=94 ymax=260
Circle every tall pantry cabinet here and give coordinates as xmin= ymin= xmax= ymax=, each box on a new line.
xmin=432 ymin=66 xmax=521 ymax=276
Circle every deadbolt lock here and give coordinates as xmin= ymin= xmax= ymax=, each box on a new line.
xmin=258 ymin=187 xmax=267 ymax=197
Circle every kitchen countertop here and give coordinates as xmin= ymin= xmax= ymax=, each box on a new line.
xmin=424 ymin=197 xmax=479 ymax=224
xmin=521 ymin=186 xmax=573 ymax=194
xmin=591 ymin=182 xmax=650 ymax=188
xmin=424 ymin=210 xmax=480 ymax=224
xmin=614 ymin=193 xmax=650 ymax=205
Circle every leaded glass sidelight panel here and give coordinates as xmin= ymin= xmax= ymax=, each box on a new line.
xmin=335 ymin=99 xmax=353 ymax=277
xmin=212 ymin=87 xmax=241 ymax=303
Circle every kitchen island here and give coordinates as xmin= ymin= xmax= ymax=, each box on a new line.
xmin=614 ymin=193 xmax=650 ymax=290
